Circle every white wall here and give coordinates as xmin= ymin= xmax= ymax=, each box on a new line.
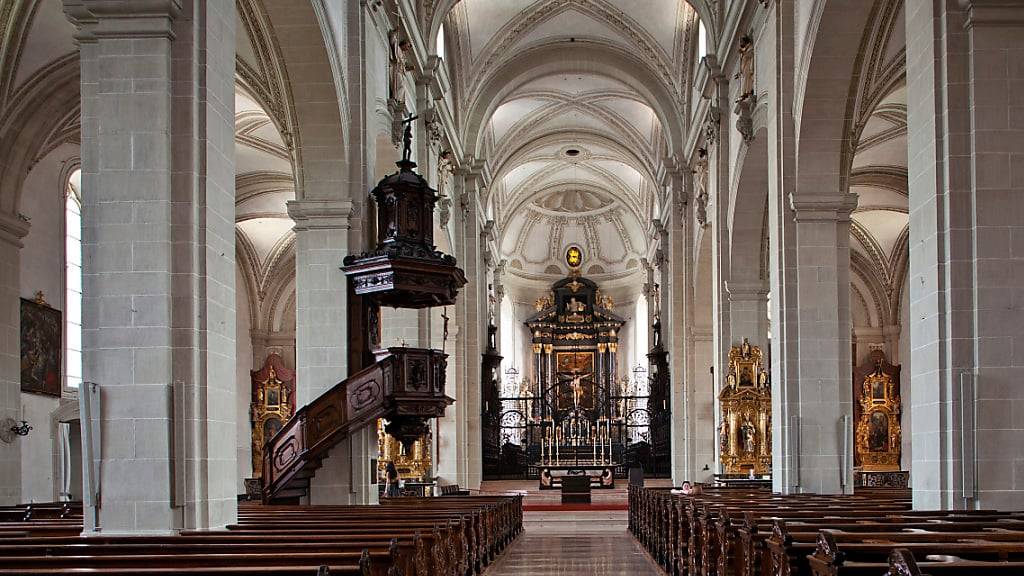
xmin=19 ymin=145 xmax=78 ymax=503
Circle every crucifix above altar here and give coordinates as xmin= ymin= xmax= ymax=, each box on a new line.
xmin=524 ymin=245 xmax=626 ymax=424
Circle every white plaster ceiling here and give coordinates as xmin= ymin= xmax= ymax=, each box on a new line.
xmin=234 ymin=89 xmax=295 ymax=299
xmin=448 ymin=0 xmax=697 ymax=285
xmin=850 ymin=84 xmax=909 ymax=314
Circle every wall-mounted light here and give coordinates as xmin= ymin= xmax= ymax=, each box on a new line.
xmin=11 ymin=420 xmax=31 ymax=437
xmin=0 ymin=417 xmax=31 ymax=443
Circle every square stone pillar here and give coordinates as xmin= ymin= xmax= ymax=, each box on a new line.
xmin=785 ymin=194 xmax=857 ymax=495
xmin=66 ymin=0 xmax=236 ymax=533
xmin=0 ymin=214 xmax=29 ymax=505
xmin=906 ymin=0 xmax=1024 ymax=510
xmin=288 ymin=199 xmax=375 ymax=505
xmin=437 ymin=166 xmax=484 ymax=489
xmin=726 ymin=281 xmax=770 ymax=351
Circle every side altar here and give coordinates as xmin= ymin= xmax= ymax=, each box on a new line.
xmin=482 ymin=246 xmax=672 ymax=483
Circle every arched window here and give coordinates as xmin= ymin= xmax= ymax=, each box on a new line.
xmin=436 ymin=22 xmax=446 ymax=60
xmin=697 ymin=20 xmax=708 ymax=61
xmin=65 ymin=169 xmax=82 ymax=389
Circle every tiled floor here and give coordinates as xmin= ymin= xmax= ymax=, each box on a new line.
xmin=485 ymin=510 xmax=665 ymax=575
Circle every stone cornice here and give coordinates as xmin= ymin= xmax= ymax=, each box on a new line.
xmin=63 ymin=0 xmax=182 ymax=42
xmin=0 ymin=211 xmax=30 ymax=248
xmin=959 ymin=0 xmax=1024 ymax=28
xmin=286 ymin=199 xmax=355 ymax=231
xmin=789 ymin=193 xmax=858 ymax=223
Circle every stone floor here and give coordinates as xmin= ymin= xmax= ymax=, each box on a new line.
xmin=484 ymin=510 xmax=665 ymax=575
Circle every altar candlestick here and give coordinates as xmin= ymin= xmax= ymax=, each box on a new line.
xmin=593 ymin=434 xmax=597 ymax=463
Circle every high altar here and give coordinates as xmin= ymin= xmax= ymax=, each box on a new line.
xmin=718 ymin=339 xmax=771 ymax=476
xmin=481 ymin=245 xmax=673 ymax=485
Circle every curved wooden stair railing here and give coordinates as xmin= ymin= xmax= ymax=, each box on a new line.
xmin=262 ymin=347 xmax=452 ymax=503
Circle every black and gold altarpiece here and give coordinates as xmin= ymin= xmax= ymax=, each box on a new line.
xmin=482 ymin=246 xmax=673 ymax=480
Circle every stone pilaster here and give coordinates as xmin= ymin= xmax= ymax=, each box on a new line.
xmin=0 ymin=213 xmax=29 ymax=505
xmin=906 ymin=0 xmax=1024 ymax=510
xmin=65 ymin=0 xmax=237 ymax=533
xmin=786 ymin=193 xmax=857 ymax=495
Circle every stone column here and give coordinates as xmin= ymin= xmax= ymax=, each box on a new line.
xmin=786 ymin=194 xmax=857 ymax=495
xmin=65 ymin=0 xmax=237 ymax=533
xmin=437 ymin=165 xmax=485 ymax=489
xmin=726 ymin=281 xmax=770 ymax=351
xmin=0 ymin=214 xmax=29 ymax=505
xmin=906 ymin=0 xmax=1024 ymax=510
xmin=287 ymin=199 xmax=374 ymax=504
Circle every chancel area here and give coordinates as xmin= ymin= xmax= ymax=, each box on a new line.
xmin=1 ymin=0 xmax=1024 ymax=574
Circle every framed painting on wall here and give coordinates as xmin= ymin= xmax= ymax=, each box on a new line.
xmin=20 ymin=295 xmax=62 ymax=397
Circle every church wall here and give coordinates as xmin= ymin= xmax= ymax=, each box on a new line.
xmin=18 ymin=145 xmax=79 ymax=503
xmin=235 ymin=265 xmax=253 ymax=493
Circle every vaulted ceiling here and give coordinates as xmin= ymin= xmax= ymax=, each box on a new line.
xmin=443 ymin=0 xmax=700 ymax=284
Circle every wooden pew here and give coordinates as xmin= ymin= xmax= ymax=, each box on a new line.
xmin=0 ymin=497 xmax=520 ymax=576
xmin=809 ymin=530 xmax=1024 ymax=576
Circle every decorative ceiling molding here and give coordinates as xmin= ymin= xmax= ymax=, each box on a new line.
xmin=849 ymin=166 xmax=908 ymax=195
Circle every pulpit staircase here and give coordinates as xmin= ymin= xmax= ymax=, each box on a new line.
xmin=261 ymin=121 xmax=466 ymax=504
xmin=262 ymin=347 xmax=450 ymax=502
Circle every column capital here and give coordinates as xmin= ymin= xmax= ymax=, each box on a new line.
xmin=789 ymin=193 xmax=858 ymax=222
xmin=959 ymin=0 xmax=1024 ymax=28
xmin=287 ymin=199 xmax=355 ymax=231
xmin=0 ymin=212 xmax=30 ymax=248
xmin=63 ymin=0 xmax=182 ymax=42
xmin=725 ymin=281 xmax=769 ymax=301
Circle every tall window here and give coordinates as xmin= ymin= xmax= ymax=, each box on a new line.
xmin=65 ymin=169 xmax=82 ymax=389
xmin=436 ymin=22 xmax=446 ymax=60
xmin=697 ymin=20 xmax=708 ymax=60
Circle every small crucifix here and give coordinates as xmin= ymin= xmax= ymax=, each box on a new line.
xmin=441 ymin=307 xmax=450 ymax=354
xmin=401 ymin=113 xmax=419 ymax=163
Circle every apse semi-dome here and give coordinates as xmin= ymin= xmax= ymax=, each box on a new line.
xmin=500 ymin=187 xmax=645 ymax=280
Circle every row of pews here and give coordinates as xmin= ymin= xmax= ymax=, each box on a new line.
xmin=0 ymin=501 xmax=83 ymax=538
xmin=0 ymin=495 xmax=521 ymax=575
xmin=629 ymin=484 xmax=1024 ymax=576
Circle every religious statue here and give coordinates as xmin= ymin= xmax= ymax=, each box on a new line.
xmin=388 ymin=30 xmax=410 ymax=106
xmin=437 ymin=151 xmax=454 ymax=228
xmin=567 ymin=371 xmax=592 ymax=409
xmin=719 ymin=417 xmax=730 ymax=453
xmin=567 ymin=297 xmax=586 ymax=313
xmin=693 ymin=148 xmax=709 ymax=227
xmin=740 ymin=419 xmax=756 ymax=453
xmin=735 ymin=35 xmax=755 ymax=102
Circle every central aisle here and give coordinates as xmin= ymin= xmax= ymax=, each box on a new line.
xmin=484 ymin=510 xmax=664 ymax=575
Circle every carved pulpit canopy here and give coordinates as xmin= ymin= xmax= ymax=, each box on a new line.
xmin=853 ymin=349 xmax=902 ymax=472
xmin=718 ymin=338 xmax=771 ymax=475
xmin=251 ymin=354 xmax=295 ymax=479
